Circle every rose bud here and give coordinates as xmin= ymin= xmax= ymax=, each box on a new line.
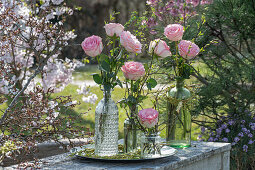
xmin=104 ymin=23 xmax=124 ymax=37
xmin=149 ymin=39 xmax=172 ymax=58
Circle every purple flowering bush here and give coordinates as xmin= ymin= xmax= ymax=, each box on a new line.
xmin=145 ymin=0 xmax=212 ymax=34
xmin=191 ymin=0 xmax=255 ymax=168
xmin=199 ymin=110 xmax=255 ymax=168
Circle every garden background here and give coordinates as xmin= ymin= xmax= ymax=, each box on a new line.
xmin=0 ymin=0 xmax=254 ymax=169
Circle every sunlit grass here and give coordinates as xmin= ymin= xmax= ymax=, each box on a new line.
xmin=51 ymin=84 xmax=154 ymax=139
xmin=0 ymin=60 xmax=211 ymax=140
xmin=73 ymin=65 xmax=125 ymax=81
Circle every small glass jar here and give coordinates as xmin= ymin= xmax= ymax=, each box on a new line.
xmin=124 ymin=118 xmax=141 ymax=153
xmin=141 ymin=132 xmax=161 ymax=158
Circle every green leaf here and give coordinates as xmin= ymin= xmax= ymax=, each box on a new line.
xmin=92 ymin=74 xmax=102 ymax=84
xmin=146 ymin=78 xmax=157 ymax=90
xmin=101 ymin=60 xmax=110 ymax=72
xmin=127 ymin=95 xmax=137 ymax=105
xmin=137 ymin=95 xmax=147 ymax=103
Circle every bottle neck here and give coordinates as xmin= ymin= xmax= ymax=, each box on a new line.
xmin=176 ymin=79 xmax=184 ymax=88
xmin=103 ymin=89 xmax=112 ymax=100
xmin=129 ymin=105 xmax=138 ymax=118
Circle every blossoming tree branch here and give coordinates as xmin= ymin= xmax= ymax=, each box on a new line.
xmin=0 ymin=0 xmax=91 ymax=163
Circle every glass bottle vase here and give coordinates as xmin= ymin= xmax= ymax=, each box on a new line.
xmin=124 ymin=118 xmax=141 ymax=153
xmin=95 ymin=89 xmax=119 ymax=156
xmin=166 ymin=79 xmax=191 ymax=148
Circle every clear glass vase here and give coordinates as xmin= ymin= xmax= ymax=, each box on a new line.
xmin=95 ymin=89 xmax=119 ymax=156
xmin=141 ymin=132 xmax=161 ymax=158
xmin=166 ymin=79 xmax=191 ymax=148
xmin=124 ymin=118 xmax=141 ymax=153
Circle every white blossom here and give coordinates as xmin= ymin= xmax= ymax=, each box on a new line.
xmin=82 ymin=94 xmax=98 ymax=104
xmin=52 ymin=0 xmax=64 ymax=5
xmin=77 ymin=84 xmax=90 ymax=95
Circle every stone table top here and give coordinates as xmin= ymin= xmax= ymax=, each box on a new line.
xmin=7 ymin=141 xmax=231 ymax=170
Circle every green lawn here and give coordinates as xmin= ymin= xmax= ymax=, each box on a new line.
xmin=52 ymin=83 xmax=202 ymax=141
xmin=73 ymin=64 xmax=125 ymax=82
xmin=72 ymin=65 xmax=99 ymax=81
xmin=0 ymin=61 xmax=209 ymax=140
xmin=52 ymin=84 xmax=154 ymax=139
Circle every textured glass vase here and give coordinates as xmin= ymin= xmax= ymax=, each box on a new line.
xmin=95 ymin=89 xmax=119 ymax=156
xmin=124 ymin=118 xmax=141 ymax=153
xmin=141 ymin=132 xmax=161 ymax=158
xmin=166 ymin=79 xmax=191 ymax=148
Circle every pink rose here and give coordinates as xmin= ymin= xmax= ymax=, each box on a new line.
xmin=81 ymin=35 xmax=103 ymax=57
xmin=121 ymin=61 xmax=145 ymax=81
xmin=120 ymin=31 xmax=142 ymax=54
xmin=178 ymin=40 xmax=200 ymax=59
xmin=138 ymin=108 xmax=159 ymax=128
xmin=104 ymin=23 xmax=124 ymax=37
xmin=164 ymin=24 xmax=184 ymax=41
xmin=149 ymin=39 xmax=172 ymax=58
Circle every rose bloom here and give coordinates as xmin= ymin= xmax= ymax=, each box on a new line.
xmin=149 ymin=39 xmax=172 ymax=58
xmin=104 ymin=23 xmax=124 ymax=37
xmin=120 ymin=31 xmax=142 ymax=54
xmin=164 ymin=24 xmax=184 ymax=41
xmin=121 ymin=61 xmax=145 ymax=81
xmin=178 ymin=40 xmax=200 ymax=59
xmin=138 ymin=108 xmax=159 ymax=129
xmin=81 ymin=35 xmax=103 ymax=57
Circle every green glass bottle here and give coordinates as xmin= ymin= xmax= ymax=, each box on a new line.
xmin=166 ymin=79 xmax=191 ymax=148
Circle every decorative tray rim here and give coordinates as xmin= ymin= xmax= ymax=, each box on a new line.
xmin=71 ymin=144 xmax=177 ymax=162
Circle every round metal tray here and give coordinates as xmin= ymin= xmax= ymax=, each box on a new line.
xmin=71 ymin=144 xmax=177 ymax=163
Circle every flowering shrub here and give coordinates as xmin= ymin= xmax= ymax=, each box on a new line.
xmin=145 ymin=0 xmax=212 ymax=34
xmin=199 ymin=110 xmax=255 ymax=169
xmin=0 ymin=0 xmax=91 ymax=165
xmin=191 ymin=0 xmax=255 ymax=169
